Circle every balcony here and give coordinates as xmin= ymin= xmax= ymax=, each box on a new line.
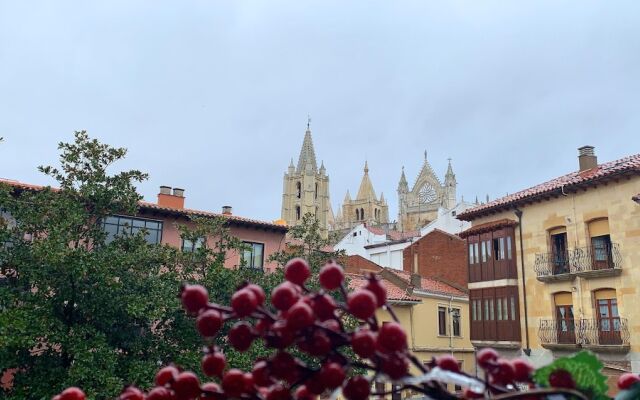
xmin=534 ymin=243 xmax=622 ymax=282
xmin=538 ymin=318 xmax=630 ymax=352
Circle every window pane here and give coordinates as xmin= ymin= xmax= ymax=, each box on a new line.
xmin=474 ymin=243 xmax=479 ymax=264
xmin=507 ymin=236 xmax=512 ymax=259
xmin=489 ymin=299 xmax=494 ymax=320
xmin=469 ymin=244 xmax=474 ymax=265
xmin=484 ymin=300 xmax=489 ymax=321
xmin=453 ymin=310 xmax=460 ymax=336
xmin=438 ymin=307 xmax=447 ymax=335
xmin=132 ymin=219 xmax=145 ymax=228
xmin=493 ymin=239 xmax=499 ymax=261
xmin=503 ymin=298 xmax=508 ymax=321
xmin=499 ymin=238 xmax=505 ymax=260
xmin=497 ymin=299 xmax=502 ymax=320
xmin=105 ymin=216 xmax=119 ymax=224
xmin=510 ymin=297 xmax=516 ymax=320
xmin=486 ymin=240 xmax=491 ymax=258
xmin=104 ymin=224 xmax=117 ymax=243
xmin=481 ymin=242 xmax=487 ymax=263
xmin=253 ymin=243 xmax=264 ymax=268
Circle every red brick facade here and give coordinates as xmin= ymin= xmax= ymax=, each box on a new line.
xmin=402 ymin=229 xmax=468 ymax=288
xmin=340 ymin=254 xmax=383 ymax=275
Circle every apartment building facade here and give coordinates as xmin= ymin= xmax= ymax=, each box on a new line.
xmin=457 ymin=147 xmax=640 ymax=386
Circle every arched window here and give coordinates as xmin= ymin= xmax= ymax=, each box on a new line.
xmin=593 ymin=289 xmax=621 ymax=345
xmin=356 ymin=209 xmax=360 ymax=220
xmin=553 ymin=292 xmax=575 ymax=344
xmin=360 ymin=208 xmax=365 ymax=220
xmin=295 ymin=206 xmax=301 ymax=220
xmin=315 ymin=183 xmax=318 ymax=199
xmin=296 ymin=182 xmax=301 ymax=199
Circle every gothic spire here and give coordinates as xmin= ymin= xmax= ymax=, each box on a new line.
xmin=296 ymin=124 xmax=318 ymax=173
xmin=344 ymin=189 xmax=351 ymax=202
xmin=398 ymin=166 xmax=409 ymax=191
xmin=445 ymin=158 xmax=455 ymax=178
xmin=356 ymin=161 xmax=376 ymax=201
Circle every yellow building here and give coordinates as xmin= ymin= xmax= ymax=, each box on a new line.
xmin=457 ymin=146 xmax=640 ymax=389
xmin=349 ymin=268 xmax=475 ymax=397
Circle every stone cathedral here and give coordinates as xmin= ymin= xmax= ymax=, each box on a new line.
xmin=280 ymin=125 xmax=331 ymax=237
xmin=397 ymin=152 xmax=457 ymax=231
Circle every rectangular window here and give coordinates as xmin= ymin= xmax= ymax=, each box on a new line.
xmin=438 ymin=306 xmax=447 ymax=335
xmin=497 ymin=298 xmax=502 ymax=320
xmin=484 ymin=300 xmax=489 ymax=321
xmin=182 ymin=237 xmax=205 ymax=252
xmin=241 ymin=242 xmax=264 ymax=269
xmin=477 ymin=300 xmax=482 ymax=321
xmin=493 ymin=238 xmax=500 ymax=261
xmin=481 ymin=241 xmax=487 ymax=263
xmin=510 ymin=297 xmax=516 ymax=320
xmin=452 ymin=308 xmax=461 ymax=337
xmin=468 ymin=244 xmax=474 ymax=265
xmin=489 ymin=299 xmax=494 ymax=320
xmin=503 ymin=298 xmax=509 ymax=321
xmin=506 ymin=236 xmax=512 ymax=259
xmin=485 ymin=240 xmax=491 ymax=259
xmin=474 ymin=243 xmax=479 ymax=264
xmin=102 ymin=215 xmax=163 ymax=244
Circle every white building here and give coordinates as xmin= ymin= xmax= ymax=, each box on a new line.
xmin=419 ymin=202 xmax=474 ymax=236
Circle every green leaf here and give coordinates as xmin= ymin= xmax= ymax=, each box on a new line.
xmin=533 ymin=350 xmax=608 ymax=399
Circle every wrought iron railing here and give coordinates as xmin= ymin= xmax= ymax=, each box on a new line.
xmin=534 ymin=243 xmax=621 ymax=278
xmin=578 ymin=318 xmax=630 ymax=346
xmin=538 ymin=319 xmax=578 ymax=345
xmin=538 ymin=318 xmax=630 ymax=347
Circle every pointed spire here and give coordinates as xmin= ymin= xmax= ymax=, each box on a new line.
xmin=344 ymin=190 xmax=351 ymax=202
xmin=296 ymin=122 xmax=318 ymax=173
xmin=475 ymin=195 xmax=479 ymax=205
xmin=445 ymin=158 xmax=455 ymax=177
xmin=319 ymin=160 xmax=326 ymax=175
xmin=380 ymin=192 xmax=386 ymax=204
xmin=398 ymin=166 xmax=409 ymax=191
xmin=356 ymin=161 xmax=376 ymax=201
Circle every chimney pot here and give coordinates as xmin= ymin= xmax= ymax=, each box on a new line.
xmin=159 ymin=186 xmax=171 ymax=195
xmin=222 ymin=206 xmax=232 ymax=215
xmin=578 ymin=145 xmax=597 ymax=171
xmin=172 ymin=188 xmax=185 ymax=197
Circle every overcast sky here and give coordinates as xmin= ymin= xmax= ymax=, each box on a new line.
xmin=1 ymin=1 xmax=639 ymax=222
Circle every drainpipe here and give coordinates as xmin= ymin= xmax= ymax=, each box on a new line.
xmin=449 ymin=295 xmax=454 ymax=355
xmin=514 ymin=208 xmax=531 ymax=356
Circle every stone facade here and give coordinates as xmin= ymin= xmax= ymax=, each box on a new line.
xmin=281 ymin=126 xmax=331 ymax=237
xmin=334 ymin=161 xmax=389 ymax=230
xmin=398 ymin=152 xmax=457 ymax=232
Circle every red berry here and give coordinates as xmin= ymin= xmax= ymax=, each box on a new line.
xmin=347 ymin=289 xmax=377 ymax=320
xmin=196 ymin=309 xmax=223 ymax=337
xmin=618 ymin=373 xmax=640 ymax=390
xmin=244 ymin=373 xmax=255 ymax=393
xmin=463 ymin=388 xmax=484 ymax=399
xmin=285 ymin=258 xmax=311 ymax=286
xmin=231 ymin=288 xmax=258 ymax=317
xmin=319 ymin=261 xmax=344 ymax=290
xmin=252 ymin=361 xmax=273 ymax=387
xmin=181 ymin=284 xmax=209 ymax=314
xmin=229 ymin=321 xmax=254 ymax=352
xmin=477 ymin=348 xmax=498 ymax=369
xmin=305 ymin=330 xmax=331 ymax=356
xmin=286 ymin=301 xmax=315 ymax=330
xmin=305 ymin=376 xmax=326 ymax=395
xmin=120 ymin=387 xmax=144 ymax=400
xmin=365 ymin=277 xmax=387 ymax=307
xmin=351 ymin=329 xmax=376 ymax=358
xmin=376 ymin=322 xmax=407 ymax=352
xmin=381 ymin=354 xmax=409 ymax=380
xmin=222 ymin=369 xmax=246 ymax=397
xmin=201 ymin=352 xmax=226 ymax=377
xmin=342 ymin=376 xmax=370 ymax=400
xmin=270 ymin=351 xmax=297 ymax=381
xmin=173 ymin=371 xmax=201 ymax=399
xmin=200 ymin=382 xmax=221 ymax=398
xmin=59 ymin=388 xmax=86 ymax=400
xmin=268 ymin=320 xmax=295 ymax=349
xmin=511 ymin=358 xmax=534 ymax=382
xmin=319 ymin=362 xmax=345 ymax=389
xmin=311 ymin=294 xmax=337 ymax=321
xmin=490 ymin=359 xmax=515 ymax=385
xmin=266 ymin=384 xmax=292 ymax=400
xmin=146 ymin=387 xmax=173 ymax=400
xmin=271 ymin=282 xmax=300 ymax=311
xmin=436 ymin=355 xmax=460 ymax=372
xmin=155 ymin=365 xmax=180 ymax=386
xmin=294 ymin=385 xmax=316 ymax=400
xmin=246 ymin=283 xmax=266 ymax=305
xmin=548 ymin=369 xmax=575 ymax=389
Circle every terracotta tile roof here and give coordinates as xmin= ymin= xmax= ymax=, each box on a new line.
xmin=138 ymin=202 xmax=287 ymax=231
xmin=0 ymin=178 xmax=286 ymax=232
xmin=347 ymin=273 xmax=421 ymax=303
xmin=458 ymin=153 xmax=640 ymax=221
xmin=382 ymin=269 xmax=467 ymax=298
xmin=365 ymin=225 xmax=420 ymax=241
xmin=458 ymin=218 xmax=518 ymax=238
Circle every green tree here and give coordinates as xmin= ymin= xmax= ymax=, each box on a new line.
xmin=0 ymin=132 xmax=180 ymax=399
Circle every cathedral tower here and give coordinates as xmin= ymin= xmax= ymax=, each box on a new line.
xmin=397 ymin=151 xmax=458 ymax=231
xmin=281 ymin=123 xmax=330 ymax=237
xmin=335 ymin=161 xmax=389 ymax=229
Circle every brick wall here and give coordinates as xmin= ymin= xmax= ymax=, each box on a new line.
xmin=340 ymin=254 xmax=383 ymax=275
xmin=402 ymin=229 xmax=468 ymax=287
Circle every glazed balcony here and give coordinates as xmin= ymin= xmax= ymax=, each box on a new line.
xmin=534 ymin=243 xmax=622 ymax=282
xmin=538 ymin=318 xmax=630 ymax=352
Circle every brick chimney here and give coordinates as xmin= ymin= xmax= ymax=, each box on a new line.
xmin=157 ymin=186 xmax=185 ymax=209
xmin=222 ymin=206 xmax=233 ymax=215
xmin=578 ymin=146 xmax=597 ymax=172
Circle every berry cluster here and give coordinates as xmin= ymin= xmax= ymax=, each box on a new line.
xmin=54 ymin=258 xmax=622 ymax=400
